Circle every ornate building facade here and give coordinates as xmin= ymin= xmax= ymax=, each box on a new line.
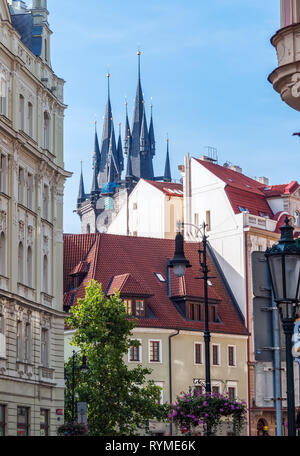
xmin=0 ymin=0 xmax=70 ymax=436
xmin=76 ymin=53 xmax=173 ymax=235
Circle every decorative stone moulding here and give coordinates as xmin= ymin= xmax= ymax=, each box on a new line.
xmin=269 ymin=23 xmax=300 ymax=111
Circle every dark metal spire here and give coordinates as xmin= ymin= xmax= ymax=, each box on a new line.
xmin=164 ymin=136 xmax=172 ymax=182
xmin=124 ymin=101 xmax=131 ymax=157
xmin=117 ymin=122 xmax=124 ymax=175
xmin=148 ymin=102 xmax=156 ymax=157
xmin=77 ymin=161 xmax=86 ymax=208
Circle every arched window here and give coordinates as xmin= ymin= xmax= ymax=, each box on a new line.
xmin=0 ymin=232 xmax=6 ymax=276
xmin=27 ymin=246 xmax=33 ymax=288
xmin=28 ymin=102 xmax=33 ymax=137
xmin=294 ymin=211 xmax=299 ymax=227
xmin=19 ymin=94 xmax=25 ymax=131
xmin=43 ymin=111 xmax=50 ymax=150
xmin=43 ymin=254 xmax=48 ymax=293
xmin=18 ymin=242 xmax=24 ymax=283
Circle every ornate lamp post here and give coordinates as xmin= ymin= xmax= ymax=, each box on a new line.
xmin=265 ymin=217 xmax=300 ymax=436
xmin=169 ymin=223 xmax=212 ymax=396
xmin=65 ymin=350 xmax=88 ymax=423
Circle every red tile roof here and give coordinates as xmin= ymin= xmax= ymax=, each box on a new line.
xmin=261 ymin=181 xmax=299 ymax=197
xmin=143 ymin=180 xmax=183 ymax=197
xmin=194 ymin=159 xmax=274 ymax=218
xmin=64 ymin=233 xmax=247 ymax=336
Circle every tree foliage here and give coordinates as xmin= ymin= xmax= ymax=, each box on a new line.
xmin=65 ymin=280 xmax=168 ymax=436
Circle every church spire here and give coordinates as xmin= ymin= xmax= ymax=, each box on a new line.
xmin=117 ymin=122 xmax=124 ymax=175
xmin=77 ymin=161 xmax=86 ymax=208
xmin=164 ymin=136 xmax=172 ymax=182
xmin=124 ymin=101 xmax=131 ymax=157
xmin=148 ymin=102 xmax=156 ymax=157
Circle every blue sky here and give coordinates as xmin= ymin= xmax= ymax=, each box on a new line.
xmin=46 ymin=0 xmax=300 ymax=234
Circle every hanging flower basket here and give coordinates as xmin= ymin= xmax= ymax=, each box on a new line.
xmin=168 ymin=391 xmax=247 ymax=436
xmin=57 ymin=423 xmax=88 ymax=436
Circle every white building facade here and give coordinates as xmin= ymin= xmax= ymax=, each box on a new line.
xmin=0 ymin=0 xmax=70 ymax=436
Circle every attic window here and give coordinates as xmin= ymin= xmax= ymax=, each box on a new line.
xmin=227 ymin=178 xmax=233 ymax=182
xmin=154 ymin=273 xmax=166 ymax=283
xmin=238 ymin=206 xmax=249 ymax=213
xmin=245 ymin=184 xmax=251 ymax=188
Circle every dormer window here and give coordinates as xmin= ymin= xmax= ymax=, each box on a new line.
xmin=124 ymin=298 xmax=146 ymax=317
xmin=187 ymin=301 xmax=219 ymax=323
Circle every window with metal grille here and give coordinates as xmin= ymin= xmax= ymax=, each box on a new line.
xmin=149 ymin=340 xmax=161 ymax=362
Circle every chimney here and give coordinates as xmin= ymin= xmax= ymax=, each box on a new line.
xmin=229 ymin=165 xmax=243 ymax=174
xmin=257 ymin=176 xmax=269 ymax=186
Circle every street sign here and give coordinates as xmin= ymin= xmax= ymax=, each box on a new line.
xmin=77 ymin=402 xmax=87 ymax=426
xmin=293 ymin=318 xmax=300 ymax=363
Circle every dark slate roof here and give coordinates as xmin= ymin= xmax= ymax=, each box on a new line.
xmin=10 ymin=12 xmax=43 ymax=57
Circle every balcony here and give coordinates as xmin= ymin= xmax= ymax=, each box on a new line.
xmin=244 ymin=214 xmax=277 ymax=232
xmin=268 ymin=22 xmax=300 ymax=111
xmin=39 ymin=366 xmax=56 ymax=385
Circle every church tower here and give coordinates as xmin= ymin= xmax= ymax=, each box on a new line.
xmin=269 ymin=0 xmax=300 ymax=111
xmin=76 ymin=53 xmax=173 ymax=234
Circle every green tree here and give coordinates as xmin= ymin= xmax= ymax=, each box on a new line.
xmin=65 ymin=280 xmax=168 ymax=436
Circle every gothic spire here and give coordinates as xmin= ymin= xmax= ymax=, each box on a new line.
xmin=107 ymin=123 xmax=119 ymax=183
xmin=149 ymin=103 xmax=155 ymax=157
xmin=164 ymin=137 xmax=172 ymax=182
xmin=77 ymin=161 xmax=86 ymax=208
xmin=117 ymin=122 xmax=124 ymax=175
xmin=124 ymin=101 xmax=131 ymax=157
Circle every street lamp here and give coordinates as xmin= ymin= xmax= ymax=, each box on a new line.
xmin=169 ymin=223 xmax=212 ymax=397
xmin=65 ymin=350 xmax=89 ymax=423
xmin=265 ymin=217 xmax=300 ymax=436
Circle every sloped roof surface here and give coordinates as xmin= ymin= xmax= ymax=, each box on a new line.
xmin=64 ymin=233 xmax=247 ymax=336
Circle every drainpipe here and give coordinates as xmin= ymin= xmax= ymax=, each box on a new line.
xmin=169 ymin=329 xmax=180 ymax=436
xmin=271 ymin=291 xmax=283 ymax=436
xmin=244 ymin=231 xmax=252 ymax=436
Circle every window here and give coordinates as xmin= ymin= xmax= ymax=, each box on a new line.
xmin=187 ymin=302 xmax=203 ymax=321
xmin=44 ymin=39 xmax=48 ymax=62
xmin=0 ymin=405 xmax=5 ymax=436
xmin=43 ymin=112 xmax=50 ymax=149
xmin=40 ymin=409 xmax=49 ymax=436
xmin=129 ymin=340 xmax=141 ymax=363
xmin=194 ymin=385 xmax=204 ymax=396
xmin=86 ymin=224 xmax=91 ymax=234
xmin=294 ymin=211 xmax=300 ymax=227
xmin=154 ymin=273 xmax=166 ymax=283
xmin=0 ymin=314 xmax=5 ymax=359
xmin=43 ymin=184 xmax=49 ymax=220
xmin=0 ymin=232 xmax=6 ymax=276
xmin=18 ymin=242 xmax=24 ymax=284
xmin=17 ymin=407 xmax=29 ymax=436
xmin=18 ymin=167 xmax=25 ymax=204
xmin=228 ymin=346 xmax=236 ymax=367
xmin=28 ymin=102 xmax=33 ymax=137
xmin=43 ymin=255 xmax=48 ymax=293
xmin=0 ymin=78 xmax=7 ymax=116
xmin=27 ymin=173 xmax=34 ymax=210
xmin=238 ymin=206 xmax=249 ymax=213
xmin=133 ymin=202 xmax=138 ymax=210
xmin=149 ymin=340 xmax=161 ymax=363
xmin=19 ymin=94 xmax=25 ymax=131
xmin=206 ymin=211 xmax=211 ymax=231
xmin=212 ymin=344 xmax=220 ymax=366
xmin=135 ymin=300 xmax=144 ymax=317
xmin=124 ymin=299 xmax=145 ymax=317
xmin=16 ymin=321 xmax=22 ymax=360
xmin=0 ymin=154 xmax=6 ymax=193
xmin=210 ymin=305 xmax=218 ymax=323
xmin=194 ymin=343 xmax=203 ymax=365
xmin=24 ymin=323 xmax=31 ymax=363
xmin=154 ymin=382 xmax=164 ymax=405
xmin=41 ymin=328 xmax=49 ymax=367
xmin=228 ymin=386 xmax=237 ymax=401
xmin=212 ymin=385 xmax=220 ymax=396
xmin=124 ymin=299 xmax=132 ymax=315
xmin=27 ymin=247 xmax=33 ymax=288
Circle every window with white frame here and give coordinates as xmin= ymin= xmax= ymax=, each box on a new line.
xmin=194 ymin=342 xmax=203 ymax=365
xmin=43 ymin=255 xmax=48 ymax=294
xmin=212 ymin=382 xmax=221 ymax=397
xmin=228 ymin=345 xmax=236 ymax=367
xmin=149 ymin=340 xmax=162 ymax=363
xmin=227 ymin=383 xmax=238 ymax=401
xmin=128 ymin=339 xmax=142 ymax=363
xmin=212 ymin=344 xmax=220 ymax=366
xmin=28 ymin=102 xmax=33 ymax=137
xmin=41 ymin=328 xmax=49 ymax=367
xmin=18 ymin=242 xmax=24 ymax=284
xmin=0 ymin=313 xmax=6 ymax=359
